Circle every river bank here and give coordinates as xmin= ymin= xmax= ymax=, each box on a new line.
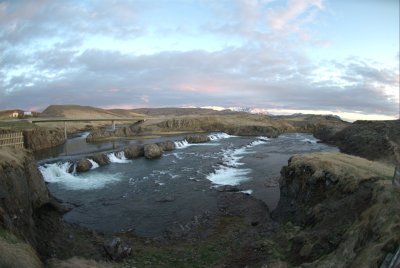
xmin=1 ymin=144 xmax=398 ymax=267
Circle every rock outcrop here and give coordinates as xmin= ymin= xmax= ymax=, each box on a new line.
xmin=144 ymin=143 xmax=162 ymax=159
xmin=84 ymin=113 xmax=349 ymax=142
xmin=327 ymin=120 xmax=400 ymax=165
xmin=86 ymin=124 xmax=142 ymax=142
xmin=0 ymin=147 xmax=108 ymax=265
xmin=272 ymin=152 xmax=399 ymax=267
xmin=23 ymin=127 xmax=65 ymax=151
xmin=0 ymin=147 xmax=51 ymax=246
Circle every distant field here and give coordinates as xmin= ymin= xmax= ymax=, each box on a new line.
xmin=0 ymin=120 xmax=36 ymax=131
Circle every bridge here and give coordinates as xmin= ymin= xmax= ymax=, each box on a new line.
xmin=29 ymin=118 xmax=146 ymax=139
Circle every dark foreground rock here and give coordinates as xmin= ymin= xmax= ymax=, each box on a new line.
xmin=124 ymin=144 xmax=144 ymax=158
xmin=0 ymin=147 xmax=107 ymax=265
xmin=75 ymin=159 xmax=92 ymax=172
xmin=144 ymin=143 xmax=162 ymax=159
xmin=272 ymin=152 xmax=400 ymax=267
xmin=0 ymin=147 xmax=50 ymax=246
xmin=104 ymin=237 xmax=132 ymax=261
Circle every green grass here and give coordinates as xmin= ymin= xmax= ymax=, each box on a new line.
xmin=0 ymin=120 xmax=37 ymax=130
xmin=120 ymin=217 xmax=245 ymax=268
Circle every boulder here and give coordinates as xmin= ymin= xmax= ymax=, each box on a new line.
xmin=124 ymin=144 xmax=144 ymax=159
xmin=91 ymin=153 xmax=110 ymax=166
xmin=104 ymin=237 xmax=132 ymax=261
xmin=185 ymin=134 xmax=210 ymax=143
xmin=157 ymin=140 xmax=175 ymax=151
xmin=75 ymin=159 xmax=92 ymax=172
xmin=144 ymin=143 xmax=162 ymax=159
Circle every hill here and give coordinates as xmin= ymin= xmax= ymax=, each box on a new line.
xmin=41 ymin=105 xmax=136 ymax=119
xmin=128 ymin=107 xmax=221 ymax=116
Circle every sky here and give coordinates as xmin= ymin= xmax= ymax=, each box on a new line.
xmin=0 ymin=0 xmax=399 ymax=121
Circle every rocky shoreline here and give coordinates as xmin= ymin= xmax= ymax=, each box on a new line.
xmin=0 ymin=118 xmax=399 ymax=267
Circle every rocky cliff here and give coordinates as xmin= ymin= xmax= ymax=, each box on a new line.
xmin=272 ymin=152 xmax=399 ymax=267
xmin=23 ymin=127 xmax=65 ymax=151
xmin=327 ymin=120 xmax=400 ymax=165
xmin=86 ymin=114 xmax=348 ymax=142
xmin=0 ymin=147 xmax=106 ymax=266
xmin=0 ymin=147 xmax=51 ymax=246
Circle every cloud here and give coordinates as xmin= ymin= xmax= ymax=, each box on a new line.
xmin=268 ymin=0 xmax=323 ymax=30
xmin=0 ymin=0 xmax=142 ymax=47
xmin=1 ymin=46 xmax=398 ymax=117
xmin=0 ymin=0 xmax=398 ymax=119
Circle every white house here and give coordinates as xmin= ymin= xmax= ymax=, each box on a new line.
xmin=11 ymin=111 xmax=19 ymax=118
xmin=24 ymin=111 xmax=32 ymax=116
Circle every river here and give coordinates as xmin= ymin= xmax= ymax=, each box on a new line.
xmin=38 ymin=132 xmax=338 ymax=238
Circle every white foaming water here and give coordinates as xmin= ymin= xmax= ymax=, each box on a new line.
xmin=257 ymin=136 xmax=270 ymax=141
xmin=174 ymin=140 xmax=190 ymax=149
xmin=247 ymin=139 xmax=267 ymax=147
xmin=207 ymin=137 xmax=267 ymax=186
xmin=208 ymin=132 xmax=234 ymax=141
xmin=241 ymin=189 xmax=253 ymax=195
xmin=80 ymin=132 xmax=90 ymax=138
xmin=39 ymin=162 xmax=121 ymax=190
xmin=207 ymin=166 xmax=251 ymax=185
xmin=301 ymin=138 xmax=318 ymax=144
xmin=174 ymin=139 xmax=219 ymax=149
xmin=107 ymin=152 xmax=131 ymax=163
xmin=88 ymin=159 xmax=99 ymax=169
xmin=222 ymin=147 xmax=247 ymax=168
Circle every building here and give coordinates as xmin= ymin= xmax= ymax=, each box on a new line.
xmin=23 ymin=111 xmax=32 ymax=117
xmin=11 ymin=111 xmax=19 ymax=118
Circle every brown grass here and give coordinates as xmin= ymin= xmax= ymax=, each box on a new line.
xmin=0 ymin=229 xmax=43 ymax=268
xmin=0 ymin=147 xmax=26 ymax=168
xmin=289 ymin=152 xmax=395 ymax=191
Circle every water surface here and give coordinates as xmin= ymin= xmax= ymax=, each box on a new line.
xmin=39 ymin=133 xmax=338 ymax=237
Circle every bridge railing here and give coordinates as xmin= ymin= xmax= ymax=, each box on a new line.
xmin=0 ymin=132 xmax=24 ymax=149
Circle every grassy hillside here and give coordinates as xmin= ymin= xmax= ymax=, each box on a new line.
xmin=41 ymin=105 xmax=130 ymax=119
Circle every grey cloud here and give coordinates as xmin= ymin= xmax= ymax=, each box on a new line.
xmin=1 ymin=47 xmax=398 ymax=117
xmin=0 ymin=0 xmax=143 ymax=47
